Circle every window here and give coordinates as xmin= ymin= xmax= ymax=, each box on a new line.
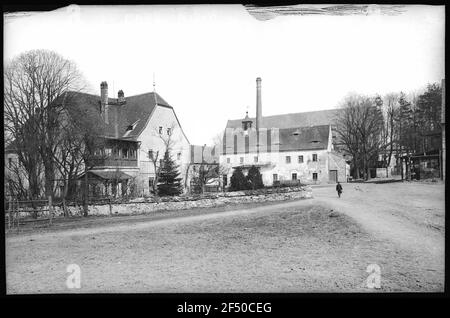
xmin=113 ymin=148 xmax=120 ymax=157
xmin=122 ymin=148 xmax=128 ymax=159
xmin=227 ymin=158 xmax=230 ymax=164
xmin=223 ymin=174 xmax=228 ymax=186
xmin=286 ymin=156 xmax=291 ymax=164
xmin=129 ymin=149 xmax=136 ymax=158
xmin=312 ymin=154 xmax=318 ymax=162
xmin=254 ymin=156 xmax=258 ymax=163
xmin=273 ymin=174 xmax=278 ymax=182
xmin=240 ymin=157 xmax=244 ymax=164
xmin=167 ymin=128 xmax=171 ymax=135
xmin=8 ymin=158 xmax=12 ymax=168
xmin=105 ymin=148 xmax=112 ymax=156
xmin=298 ymin=155 xmax=303 ymax=163
xmin=159 ymin=159 xmax=164 ymax=166
xmin=158 ymin=126 xmax=163 ymax=134
xmin=313 ymin=173 xmax=318 ymax=181
xmin=148 ymin=149 xmax=154 ymax=159
xmin=177 ymin=152 xmax=181 ymax=160
xmin=292 ymin=173 xmax=297 ymax=180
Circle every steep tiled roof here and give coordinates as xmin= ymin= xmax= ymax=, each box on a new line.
xmin=63 ymin=91 xmax=172 ymax=140
xmin=222 ymin=125 xmax=330 ymax=155
xmin=226 ymin=109 xmax=340 ymax=129
xmin=278 ymin=125 xmax=330 ymax=151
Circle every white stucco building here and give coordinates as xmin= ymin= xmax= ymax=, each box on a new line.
xmin=71 ymin=81 xmax=192 ymax=196
xmin=220 ymin=78 xmax=349 ymax=187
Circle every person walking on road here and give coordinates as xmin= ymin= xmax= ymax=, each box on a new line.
xmin=336 ymin=182 xmax=343 ymax=198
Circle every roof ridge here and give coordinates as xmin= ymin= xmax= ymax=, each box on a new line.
xmin=229 ymin=108 xmax=338 ymax=121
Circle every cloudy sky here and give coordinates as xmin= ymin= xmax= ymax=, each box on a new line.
xmin=4 ymin=5 xmax=445 ymax=145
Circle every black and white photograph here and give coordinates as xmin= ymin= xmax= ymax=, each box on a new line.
xmin=2 ymin=3 xmax=446 ymax=300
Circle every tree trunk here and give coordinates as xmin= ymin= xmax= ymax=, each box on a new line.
xmin=43 ymin=151 xmax=55 ymax=198
xmin=83 ymin=166 xmax=88 ymax=217
xmin=62 ymin=178 xmax=69 ymax=217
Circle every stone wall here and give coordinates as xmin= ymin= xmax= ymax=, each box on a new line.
xmin=18 ymin=187 xmax=311 ymax=218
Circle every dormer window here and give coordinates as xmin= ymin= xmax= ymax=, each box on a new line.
xmin=167 ymin=128 xmax=171 ymax=135
xmin=126 ymin=120 xmax=139 ymax=132
xmin=158 ymin=126 xmax=163 ymax=134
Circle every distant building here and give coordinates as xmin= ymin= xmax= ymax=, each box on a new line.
xmin=220 ymin=78 xmax=349 ymax=187
xmin=186 ymin=145 xmax=220 ymax=193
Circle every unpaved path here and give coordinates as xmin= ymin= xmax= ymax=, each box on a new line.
xmin=312 ymin=183 xmax=444 ymax=262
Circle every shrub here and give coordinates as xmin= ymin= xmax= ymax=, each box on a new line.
xmin=246 ymin=165 xmax=264 ymax=189
xmin=230 ymin=167 xmax=249 ymax=191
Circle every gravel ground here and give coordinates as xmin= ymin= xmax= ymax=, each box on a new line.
xmin=5 ymin=182 xmax=444 ymax=293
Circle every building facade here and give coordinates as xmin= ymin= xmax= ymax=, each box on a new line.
xmin=220 ymin=78 xmax=349 ymax=187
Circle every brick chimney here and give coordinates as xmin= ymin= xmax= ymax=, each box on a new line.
xmin=100 ymin=81 xmax=109 ymax=124
xmin=118 ymin=90 xmax=125 ymax=104
xmin=114 ymin=105 xmax=120 ymax=138
xmin=256 ymin=77 xmax=262 ymax=131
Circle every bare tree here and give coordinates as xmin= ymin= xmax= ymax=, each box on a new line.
xmin=356 ymin=97 xmax=384 ymax=180
xmin=335 ymin=95 xmax=362 ymax=179
xmin=380 ymin=93 xmax=400 ymax=176
xmin=4 ymin=50 xmax=86 ymax=201
xmin=52 ymin=91 xmax=107 ymax=215
xmin=335 ymin=94 xmax=383 ymax=180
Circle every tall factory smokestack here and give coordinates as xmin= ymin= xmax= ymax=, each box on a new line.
xmin=256 ymin=77 xmax=262 ymax=131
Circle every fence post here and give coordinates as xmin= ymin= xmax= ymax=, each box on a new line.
xmin=16 ymin=200 xmax=19 ymax=232
xmin=109 ymin=198 xmax=112 ymax=216
xmin=48 ymin=196 xmax=53 ymax=226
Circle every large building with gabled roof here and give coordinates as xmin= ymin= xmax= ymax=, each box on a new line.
xmin=67 ymin=81 xmax=192 ymax=197
xmin=220 ymin=78 xmax=349 ymax=186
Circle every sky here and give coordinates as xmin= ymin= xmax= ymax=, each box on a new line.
xmin=4 ymin=5 xmax=445 ymax=145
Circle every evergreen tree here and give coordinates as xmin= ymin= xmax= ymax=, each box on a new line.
xmin=157 ymin=151 xmax=183 ymax=196
xmin=416 ymin=83 xmax=442 ymax=133
xmin=230 ymin=167 xmax=249 ymax=191
xmin=246 ymin=165 xmax=264 ymax=189
xmin=396 ymin=92 xmax=413 ymax=153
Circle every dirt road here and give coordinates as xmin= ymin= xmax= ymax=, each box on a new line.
xmin=6 ymin=182 xmax=445 ymax=293
xmin=312 ymin=182 xmax=445 ymax=261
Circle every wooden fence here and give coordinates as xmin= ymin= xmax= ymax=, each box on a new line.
xmin=5 ymin=196 xmax=115 ymax=231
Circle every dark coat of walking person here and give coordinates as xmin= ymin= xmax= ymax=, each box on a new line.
xmin=336 ymin=182 xmax=343 ymax=198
